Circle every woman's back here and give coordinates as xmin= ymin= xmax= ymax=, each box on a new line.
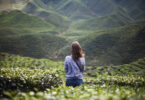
xmin=64 ymin=55 xmax=85 ymax=79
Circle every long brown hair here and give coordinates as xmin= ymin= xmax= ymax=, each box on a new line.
xmin=71 ymin=41 xmax=84 ymax=61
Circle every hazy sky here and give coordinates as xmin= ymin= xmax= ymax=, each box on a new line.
xmin=0 ymin=0 xmax=13 ymax=10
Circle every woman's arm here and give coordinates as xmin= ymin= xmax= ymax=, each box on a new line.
xmin=82 ymin=57 xmax=85 ymax=72
xmin=80 ymin=57 xmax=85 ymax=72
xmin=64 ymin=57 xmax=68 ymax=73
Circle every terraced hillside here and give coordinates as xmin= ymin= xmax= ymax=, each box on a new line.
xmin=21 ymin=0 xmax=145 ymax=33
xmin=22 ymin=0 xmax=145 ymax=20
xmin=0 ymin=10 xmax=68 ymax=60
xmin=0 ymin=0 xmax=145 ymax=66
xmin=0 ymin=10 xmax=54 ymax=28
xmin=82 ymin=23 xmax=145 ymax=65
xmin=59 ymin=23 xmax=145 ymax=65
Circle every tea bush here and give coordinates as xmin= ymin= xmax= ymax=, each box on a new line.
xmin=86 ymin=57 xmax=145 ymax=77
xmin=0 ymin=52 xmax=63 ymax=70
xmin=0 ymin=53 xmax=145 ymax=100
xmin=84 ymin=75 xmax=145 ymax=87
xmin=4 ymin=84 xmax=145 ymax=100
xmin=0 ymin=67 xmax=62 ymax=97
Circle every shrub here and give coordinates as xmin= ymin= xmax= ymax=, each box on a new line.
xmin=0 ymin=67 xmax=62 ymax=97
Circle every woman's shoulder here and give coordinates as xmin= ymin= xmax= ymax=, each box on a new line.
xmin=65 ymin=55 xmax=72 ymax=60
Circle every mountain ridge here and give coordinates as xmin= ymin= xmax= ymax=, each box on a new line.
xmin=0 ymin=0 xmax=145 ymax=65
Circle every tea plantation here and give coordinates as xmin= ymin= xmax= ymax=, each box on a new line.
xmin=0 ymin=52 xmax=145 ymax=100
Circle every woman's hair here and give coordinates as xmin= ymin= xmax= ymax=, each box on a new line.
xmin=71 ymin=41 xmax=84 ymax=61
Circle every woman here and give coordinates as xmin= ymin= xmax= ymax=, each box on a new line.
xmin=64 ymin=41 xmax=85 ymax=87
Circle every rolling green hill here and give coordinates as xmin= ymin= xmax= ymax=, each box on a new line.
xmin=0 ymin=34 xmax=67 ymax=60
xmin=16 ymin=0 xmax=145 ymax=33
xmin=81 ymin=0 xmax=145 ymax=20
xmin=3 ymin=0 xmax=145 ymax=22
xmin=0 ymin=10 xmax=68 ymax=60
xmin=113 ymin=0 xmax=145 ymax=20
xmin=58 ymin=23 xmax=145 ymax=66
xmin=79 ymin=23 xmax=145 ymax=65
xmin=0 ymin=10 xmax=53 ymax=28
xmin=1 ymin=0 xmax=145 ymax=66
xmin=0 ymin=10 xmax=59 ymax=37
xmin=74 ymin=14 xmax=133 ymax=30
xmin=23 ymin=1 xmax=70 ymax=32
xmin=57 ymin=0 xmax=94 ymax=19
xmin=81 ymin=0 xmax=117 ymax=16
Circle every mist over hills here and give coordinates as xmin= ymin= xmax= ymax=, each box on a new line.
xmin=0 ymin=0 xmax=145 ymax=65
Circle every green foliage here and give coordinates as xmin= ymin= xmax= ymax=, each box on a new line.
xmin=0 ymin=10 xmax=69 ymax=60
xmin=23 ymin=0 xmax=145 ymax=21
xmin=0 ymin=53 xmax=145 ymax=100
xmin=0 ymin=32 xmax=68 ymax=60
xmin=0 ymin=53 xmax=64 ymax=97
xmin=0 ymin=10 xmax=53 ymax=28
xmin=79 ymin=23 xmax=145 ymax=65
xmin=0 ymin=0 xmax=145 ymax=99
xmin=84 ymin=75 xmax=145 ymax=87
xmin=86 ymin=57 xmax=145 ymax=77
xmin=75 ymin=14 xmax=132 ymax=30
xmin=0 ymin=67 xmax=62 ymax=93
xmin=3 ymin=83 xmax=145 ymax=100
xmin=23 ymin=1 xmax=70 ymax=32
xmin=0 ymin=52 xmax=63 ymax=70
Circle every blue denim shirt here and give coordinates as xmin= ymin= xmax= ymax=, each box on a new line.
xmin=64 ymin=55 xmax=85 ymax=79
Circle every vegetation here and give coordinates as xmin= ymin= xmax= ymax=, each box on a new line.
xmin=0 ymin=68 xmax=62 ymax=93
xmin=22 ymin=0 xmax=145 ymax=21
xmin=74 ymin=13 xmax=133 ymax=30
xmin=0 ymin=0 xmax=145 ymax=100
xmin=0 ymin=10 xmax=53 ymax=28
xmin=0 ymin=52 xmax=63 ymax=69
xmin=79 ymin=23 xmax=145 ymax=65
xmin=23 ymin=0 xmax=70 ymax=32
xmin=0 ymin=10 xmax=68 ymax=60
xmin=1 ymin=1 xmax=145 ymax=66
xmin=86 ymin=57 xmax=145 ymax=77
xmin=0 ymin=34 xmax=67 ymax=59
xmin=0 ymin=52 xmax=63 ymax=97
xmin=3 ymin=84 xmax=145 ymax=100
xmin=0 ymin=53 xmax=145 ymax=100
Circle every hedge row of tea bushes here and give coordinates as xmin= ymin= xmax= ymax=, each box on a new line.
xmin=84 ymin=75 xmax=145 ymax=87
xmin=0 ymin=53 xmax=64 ymax=97
xmin=0 ymin=52 xmax=145 ymax=100
xmin=4 ymin=84 xmax=145 ymax=100
xmin=0 ymin=52 xmax=63 ymax=70
xmin=0 ymin=67 xmax=62 ymax=97
xmin=86 ymin=57 xmax=145 ymax=77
